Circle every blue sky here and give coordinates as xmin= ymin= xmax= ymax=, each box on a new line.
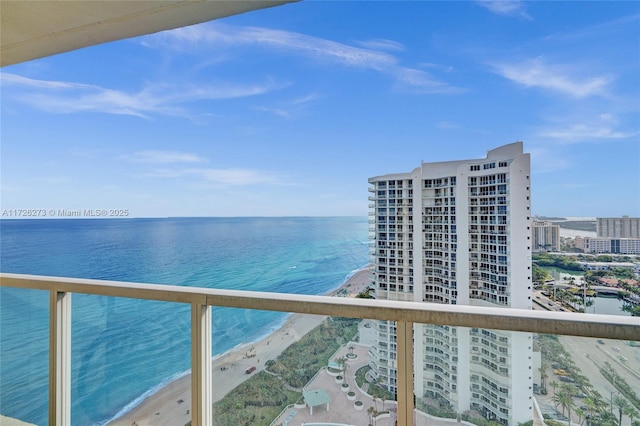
xmin=1 ymin=1 xmax=639 ymax=218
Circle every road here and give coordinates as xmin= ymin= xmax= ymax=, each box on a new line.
xmin=533 ymin=292 xmax=639 ymax=426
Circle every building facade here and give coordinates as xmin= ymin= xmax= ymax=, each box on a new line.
xmin=531 ymin=221 xmax=560 ymax=252
xmin=575 ymin=237 xmax=640 ymax=254
xmin=597 ymin=217 xmax=640 ymax=238
xmin=368 ymin=142 xmax=533 ymax=425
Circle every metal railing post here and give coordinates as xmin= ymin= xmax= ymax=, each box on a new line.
xmin=49 ymin=290 xmax=71 ymax=426
xmin=191 ymin=304 xmax=212 ymax=426
xmin=396 ymin=321 xmax=414 ymax=425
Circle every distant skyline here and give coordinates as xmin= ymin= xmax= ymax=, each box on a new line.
xmin=1 ymin=1 xmax=639 ymax=218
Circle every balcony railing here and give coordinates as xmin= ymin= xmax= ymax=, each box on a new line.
xmin=1 ymin=272 xmax=639 ymax=426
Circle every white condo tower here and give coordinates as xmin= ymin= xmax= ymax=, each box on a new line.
xmin=368 ymin=142 xmax=533 ymax=425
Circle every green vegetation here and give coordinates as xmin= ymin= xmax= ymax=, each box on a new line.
xmin=356 ymin=287 xmax=375 ymax=299
xmin=538 ymin=334 xmax=621 ymax=425
xmin=532 ymin=263 xmax=552 ymax=284
xmin=355 ymin=365 xmax=369 ymax=387
xmin=533 ymin=253 xmax=582 ymax=271
xmin=551 ymin=220 xmax=596 ymax=232
xmin=354 ymin=365 xmax=395 ymax=401
xmin=212 ymin=372 xmax=299 ymax=426
xmin=543 ymin=418 xmax=566 ymax=426
xmin=534 ymin=254 xmax=639 ymax=280
xmin=416 ymin=398 xmax=457 ymax=419
xmin=585 ymin=268 xmax=637 ymax=282
xmin=204 ymin=316 xmax=359 ymax=426
xmin=459 ymin=412 xmax=502 ymax=426
xmin=267 ymin=316 xmax=360 ymax=388
xmin=619 ymin=282 xmax=640 ymax=316
xmin=600 ymin=362 xmax=640 ymax=411
xmin=621 ymin=303 xmax=640 ymax=316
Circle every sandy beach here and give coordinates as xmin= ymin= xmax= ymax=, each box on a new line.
xmin=108 ymin=267 xmax=371 ymax=426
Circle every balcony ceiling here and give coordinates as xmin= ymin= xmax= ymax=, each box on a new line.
xmin=0 ymin=0 xmax=294 ymax=67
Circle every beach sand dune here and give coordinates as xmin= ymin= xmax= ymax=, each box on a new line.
xmin=108 ymin=267 xmax=371 ymax=426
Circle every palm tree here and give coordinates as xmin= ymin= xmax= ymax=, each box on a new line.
xmin=575 ymin=407 xmax=586 ymax=426
xmin=625 ymin=406 xmax=639 ymax=426
xmin=565 ymin=394 xmax=576 ymax=426
xmin=584 ymin=396 xmax=600 ymax=425
xmin=367 ymin=406 xmax=375 ymax=426
xmin=613 ymin=395 xmax=630 ymax=426
xmin=539 ymin=363 xmax=549 ymax=393
xmin=552 ymin=390 xmax=564 ymax=413
xmin=553 ymin=386 xmax=575 ymax=425
xmin=573 ymin=375 xmax=589 ymax=392
xmin=372 ymin=392 xmax=379 ymax=412
xmin=348 ymin=345 xmax=356 ymax=356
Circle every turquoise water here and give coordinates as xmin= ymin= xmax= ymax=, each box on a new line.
xmin=0 ymin=217 xmax=369 ymax=425
xmin=540 ymin=267 xmax=630 ymax=316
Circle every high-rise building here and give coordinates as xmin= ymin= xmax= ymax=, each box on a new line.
xmin=531 ymin=221 xmax=561 ymax=252
xmin=368 ymin=142 xmax=533 ymax=425
xmin=597 ymin=216 xmax=640 ymax=239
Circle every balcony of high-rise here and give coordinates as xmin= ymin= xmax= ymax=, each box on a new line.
xmin=3 ymin=2 xmax=639 ymax=426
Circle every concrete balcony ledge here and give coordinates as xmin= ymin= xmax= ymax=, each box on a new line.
xmin=0 ymin=415 xmax=36 ymax=426
xmin=1 ymin=273 xmax=639 ymax=426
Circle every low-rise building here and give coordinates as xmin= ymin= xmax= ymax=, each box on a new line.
xmin=575 ymin=237 xmax=640 ymax=254
xmin=576 ymin=261 xmax=637 ymax=271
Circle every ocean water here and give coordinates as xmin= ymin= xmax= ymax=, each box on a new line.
xmin=0 ymin=217 xmax=369 ymax=425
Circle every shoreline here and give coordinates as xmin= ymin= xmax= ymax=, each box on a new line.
xmin=107 ymin=266 xmax=372 ymax=426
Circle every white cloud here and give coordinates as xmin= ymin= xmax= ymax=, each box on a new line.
xmin=537 ymin=112 xmax=638 ymax=143
xmin=0 ymin=72 xmax=96 ymax=90
xmin=139 ymin=165 xmax=286 ymax=186
xmin=139 ymin=169 xmax=185 ymax=178
xmin=435 ymin=121 xmax=458 ymax=130
xmin=354 ymin=38 xmax=406 ymax=52
xmin=0 ymin=184 xmax=20 ymax=193
xmin=1 ymin=72 xmax=285 ymax=117
xmin=394 ymin=68 xmax=465 ymax=94
xmin=420 ymin=63 xmax=455 ymax=73
xmin=155 ymin=23 xmax=397 ymax=70
xmin=186 ymin=168 xmax=282 ymax=186
xmin=539 ymin=123 xmax=637 ymax=143
xmin=493 ymin=58 xmax=612 ymax=98
xmin=36 ymin=176 xmax=72 ymax=184
xmin=149 ymin=23 xmax=462 ymax=95
xmin=543 ymin=13 xmax=640 ymax=42
xmin=528 ymin=147 xmax=570 ymax=174
xmin=476 ymin=1 xmax=532 ymax=20
xmin=253 ymin=105 xmax=291 ymax=118
xmin=253 ymin=92 xmax=320 ymax=118
xmin=292 ymin=92 xmax=320 ymax=105
xmin=124 ymin=151 xmax=207 ymax=164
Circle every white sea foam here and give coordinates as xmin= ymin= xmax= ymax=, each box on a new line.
xmin=1 ymin=217 xmax=369 ymax=425
xmin=99 ymin=369 xmax=191 ymax=426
